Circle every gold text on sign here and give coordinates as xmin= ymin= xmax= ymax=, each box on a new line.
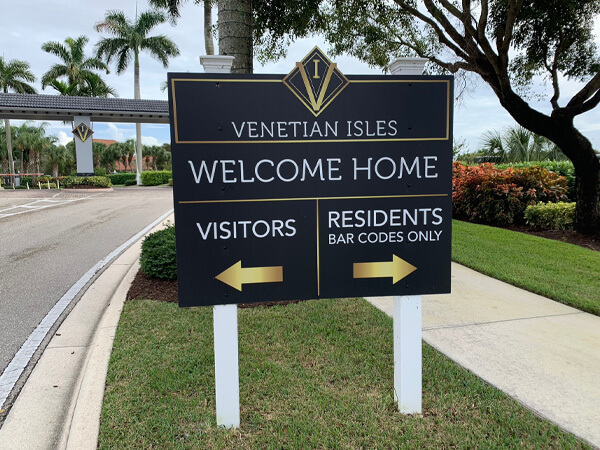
xmin=313 ymin=60 xmax=320 ymax=78
xmin=353 ymin=255 xmax=417 ymax=284
xmin=216 ymin=260 xmax=283 ymax=291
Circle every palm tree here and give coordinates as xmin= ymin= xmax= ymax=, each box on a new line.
xmin=94 ymin=9 xmax=180 ymax=184
xmin=0 ymin=123 xmax=9 ymax=176
xmin=92 ymin=141 xmax=108 ymax=170
xmin=13 ymin=122 xmax=52 ymax=182
xmin=100 ymin=143 xmax=120 ymax=172
xmin=123 ymin=139 xmax=136 ymax=172
xmin=480 ymin=126 xmax=568 ymax=163
xmin=41 ymin=35 xmax=115 ymax=97
xmin=44 ymin=145 xmax=70 ymax=178
xmin=149 ymin=0 xmax=215 ymax=55
xmin=0 ymin=57 xmax=36 ymax=185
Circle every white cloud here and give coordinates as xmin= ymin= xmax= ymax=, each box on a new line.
xmin=105 ymin=123 xmax=125 ymax=142
xmin=57 ymin=131 xmax=72 ymax=146
xmin=141 ymin=136 xmax=160 ymax=146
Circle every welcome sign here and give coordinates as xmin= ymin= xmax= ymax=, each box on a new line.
xmin=168 ymin=48 xmax=453 ymax=307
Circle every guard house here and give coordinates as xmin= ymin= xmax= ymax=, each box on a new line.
xmin=0 ymin=93 xmax=168 ymax=176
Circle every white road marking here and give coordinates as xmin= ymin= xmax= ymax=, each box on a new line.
xmin=0 ymin=196 xmax=94 ymax=218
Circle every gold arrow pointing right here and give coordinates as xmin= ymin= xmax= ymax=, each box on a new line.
xmin=353 ymin=255 xmax=417 ymax=284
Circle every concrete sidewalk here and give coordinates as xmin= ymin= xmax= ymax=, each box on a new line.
xmin=369 ymin=263 xmax=600 ymax=449
xmin=0 ymin=215 xmax=173 ymax=450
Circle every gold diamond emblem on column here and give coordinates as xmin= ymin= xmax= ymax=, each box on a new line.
xmin=283 ymin=47 xmax=350 ymax=117
xmin=73 ymin=122 xmax=94 ymax=142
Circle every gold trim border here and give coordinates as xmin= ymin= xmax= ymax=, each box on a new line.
xmin=170 ymin=78 xmax=451 ymax=144
xmin=179 ymin=193 xmax=448 ymax=205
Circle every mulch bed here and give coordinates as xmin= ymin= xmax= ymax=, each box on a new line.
xmin=127 ymin=226 xmax=599 ymax=304
xmin=505 ymin=225 xmax=600 ymax=252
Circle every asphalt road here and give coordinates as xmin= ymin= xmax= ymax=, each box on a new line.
xmin=0 ymin=187 xmax=173 ymax=376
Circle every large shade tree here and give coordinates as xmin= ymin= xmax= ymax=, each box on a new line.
xmin=321 ymin=0 xmax=600 ymax=234
xmin=41 ymin=35 xmax=115 ymax=97
xmin=0 ymin=57 xmax=36 ymax=185
xmin=94 ymin=9 xmax=180 ymax=184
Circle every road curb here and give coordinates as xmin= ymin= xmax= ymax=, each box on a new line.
xmin=0 ymin=214 xmax=174 ymax=449
xmin=61 ymin=256 xmax=141 ymax=450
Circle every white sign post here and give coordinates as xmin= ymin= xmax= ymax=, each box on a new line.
xmin=213 ymin=304 xmax=240 ymax=428
xmin=199 ymin=54 xmax=240 ymax=429
xmin=388 ymin=58 xmax=427 ymax=415
xmin=393 ymin=295 xmax=422 ymax=414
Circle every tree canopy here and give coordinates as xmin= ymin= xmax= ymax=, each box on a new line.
xmin=320 ymin=0 xmax=600 ymax=234
xmin=41 ymin=35 xmax=115 ymax=97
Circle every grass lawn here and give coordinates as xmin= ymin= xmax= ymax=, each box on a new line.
xmin=98 ymin=298 xmax=588 ymax=449
xmin=452 ymin=220 xmax=600 ymax=316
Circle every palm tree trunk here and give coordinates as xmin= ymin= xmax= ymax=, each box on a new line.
xmin=218 ymin=0 xmax=253 ymax=73
xmin=4 ymin=119 xmax=15 ymax=185
xmin=204 ymin=2 xmax=215 ymax=55
xmin=134 ymin=51 xmax=143 ymax=185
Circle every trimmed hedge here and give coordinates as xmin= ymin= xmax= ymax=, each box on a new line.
xmin=141 ymin=170 xmax=172 ymax=186
xmin=140 ymin=225 xmax=177 ymax=280
xmin=63 ymin=176 xmax=112 ymax=188
xmin=525 ymin=202 xmax=576 ymax=230
xmin=453 ymin=162 xmax=568 ymax=226
xmin=124 ymin=179 xmax=137 ymax=186
xmin=108 ymin=173 xmax=137 ymax=185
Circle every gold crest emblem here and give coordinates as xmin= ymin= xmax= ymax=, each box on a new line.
xmin=72 ymin=122 xmax=94 ymax=142
xmin=283 ymin=47 xmax=350 ymax=117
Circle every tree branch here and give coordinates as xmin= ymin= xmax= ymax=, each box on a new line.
xmin=567 ymin=72 xmax=600 ymax=109
xmin=392 ymin=0 xmax=470 ymax=61
xmin=498 ymin=0 xmax=523 ymax=59
xmin=579 ymin=89 xmax=600 ymax=114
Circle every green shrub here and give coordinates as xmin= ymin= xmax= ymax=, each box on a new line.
xmin=168 ymin=178 xmax=173 ymax=186
xmin=63 ymin=176 xmax=112 ymax=188
xmin=453 ymin=162 xmax=568 ymax=226
xmin=524 ymin=202 xmax=576 ymax=230
xmin=141 ymin=170 xmax=172 ymax=186
xmin=124 ymin=179 xmax=137 ymax=186
xmin=108 ymin=173 xmax=137 ymax=185
xmin=37 ymin=175 xmax=53 ymax=183
xmin=20 ymin=176 xmax=32 ymax=186
xmin=95 ymin=167 xmax=108 ymax=176
xmin=40 ymin=182 xmax=57 ymax=189
xmin=140 ymin=225 xmax=177 ymax=280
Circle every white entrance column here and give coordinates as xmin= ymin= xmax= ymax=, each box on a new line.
xmin=72 ymin=116 xmax=94 ymax=176
xmin=389 ymin=57 xmax=427 ymax=415
xmin=199 ymin=54 xmax=239 ymax=429
xmin=388 ymin=57 xmax=428 ymax=75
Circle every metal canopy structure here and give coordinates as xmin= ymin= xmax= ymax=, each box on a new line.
xmin=0 ymin=93 xmax=169 ymax=124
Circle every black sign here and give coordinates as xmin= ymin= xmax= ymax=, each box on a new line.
xmin=168 ymin=49 xmax=453 ymax=307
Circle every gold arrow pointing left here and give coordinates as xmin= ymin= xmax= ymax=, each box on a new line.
xmin=215 ymin=260 xmax=283 ymax=292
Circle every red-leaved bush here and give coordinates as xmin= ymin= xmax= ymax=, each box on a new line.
xmin=452 ymin=162 xmax=568 ymax=226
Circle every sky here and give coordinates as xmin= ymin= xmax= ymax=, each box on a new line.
xmin=2 ymin=0 xmax=600 ymax=153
